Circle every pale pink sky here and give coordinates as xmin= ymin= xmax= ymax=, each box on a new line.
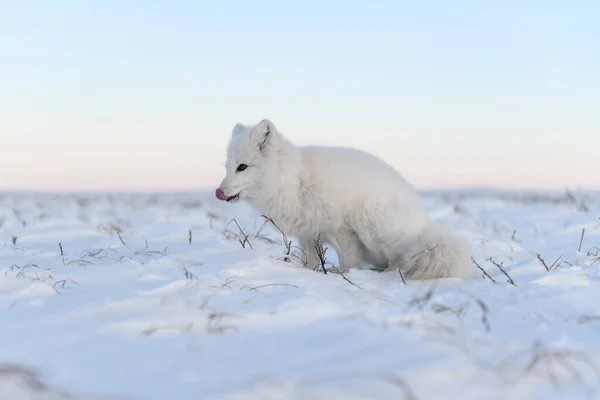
xmin=2 ymin=115 xmax=596 ymax=192
xmin=1 ymin=2 xmax=598 ymax=192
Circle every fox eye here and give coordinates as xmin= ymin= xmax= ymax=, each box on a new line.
xmin=236 ymin=164 xmax=248 ymax=172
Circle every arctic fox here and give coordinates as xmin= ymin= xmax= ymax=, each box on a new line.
xmin=215 ymin=119 xmax=473 ymax=280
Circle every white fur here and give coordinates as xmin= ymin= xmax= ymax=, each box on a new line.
xmin=216 ymin=119 xmax=473 ymax=280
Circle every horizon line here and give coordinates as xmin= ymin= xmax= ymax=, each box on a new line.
xmin=1 ymin=184 xmax=598 ymax=195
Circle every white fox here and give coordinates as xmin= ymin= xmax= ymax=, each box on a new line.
xmin=216 ymin=119 xmax=473 ymax=280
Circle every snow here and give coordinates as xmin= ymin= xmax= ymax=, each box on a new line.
xmin=1 ymin=189 xmax=600 ymax=400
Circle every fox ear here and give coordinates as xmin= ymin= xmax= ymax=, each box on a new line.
xmin=232 ymin=123 xmax=245 ymax=135
xmin=255 ymin=119 xmax=276 ymax=152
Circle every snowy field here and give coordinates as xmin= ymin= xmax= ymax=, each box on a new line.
xmin=1 ymin=188 xmax=600 ymax=400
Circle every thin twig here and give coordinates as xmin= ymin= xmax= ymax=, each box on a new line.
xmin=398 ymin=269 xmax=407 ymax=284
xmin=117 ymin=231 xmax=126 ymax=246
xmin=486 ymin=257 xmax=516 ymax=286
xmin=58 ymin=242 xmax=65 ymax=266
xmin=52 ymin=278 xmax=79 ymax=291
xmin=471 ymin=296 xmax=491 ymax=333
xmin=261 ymin=215 xmax=290 ymax=256
xmin=471 ymin=257 xmax=496 ymax=283
xmin=549 ymin=254 xmax=564 ymax=271
xmin=579 ymin=228 xmax=586 ymax=252
xmin=313 ymin=235 xmax=329 ymax=274
xmin=225 ymin=218 xmax=253 ymax=249
xmin=536 ymin=253 xmax=549 ymax=271
xmin=329 ymin=268 xmax=362 ymax=289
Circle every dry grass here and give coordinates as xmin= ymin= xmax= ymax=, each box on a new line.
xmin=471 ymin=257 xmax=496 ymax=283
xmin=7 ymin=263 xmax=54 ymax=282
xmin=486 ymin=257 xmax=516 ymax=286
xmin=259 ymin=215 xmax=307 ymax=265
xmin=97 ymin=221 xmax=128 ymax=245
xmin=223 ymin=218 xmax=254 ymax=249
xmin=536 ymin=253 xmax=565 ymax=271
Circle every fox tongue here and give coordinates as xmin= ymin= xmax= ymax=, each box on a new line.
xmin=215 ymin=188 xmax=230 ymax=201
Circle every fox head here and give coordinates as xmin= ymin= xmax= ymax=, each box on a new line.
xmin=215 ymin=119 xmax=282 ymax=203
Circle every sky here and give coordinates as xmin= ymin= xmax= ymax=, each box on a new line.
xmin=1 ymin=0 xmax=599 ymax=192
